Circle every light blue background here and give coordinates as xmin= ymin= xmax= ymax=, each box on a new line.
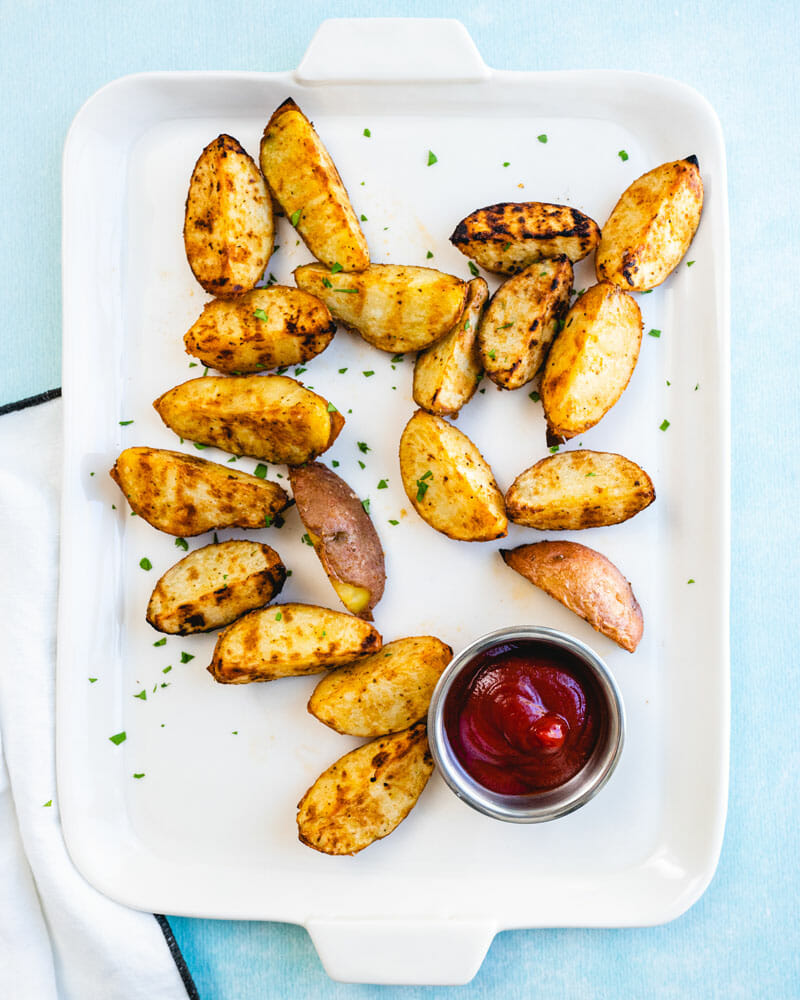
xmin=3 ymin=0 xmax=798 ymax=996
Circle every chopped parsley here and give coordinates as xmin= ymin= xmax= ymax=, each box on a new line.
xmin=254 ymin=463 xmax=268 ymax=479
xmin=327 ymin=401 xmax=338 ymax=412
xmin=180 ymin=652 xmax=194 ymax=664
xmin=416 ymin=470 xmax=433 ymax=502
xmin=529 ymin=391 xmax=540 ymax=402
xmin=43 ymin=800 xmax=52 ymax=807
xmin=537 ymin=134 xmax=548 ymax=144
xmin=357 ymin=441 xmax=371 ymax=453
xmin=89 ymin=677 xmax=98 ymax=683
xmin=362 ymin=498 xmax=371 ymax=514
xmin=301 ymin=533 xmax=313 ymax=546
xmin=189 ymin=362 xmax=198 ymax=368
xmin=363 ymin=128 xmax=371 ymax=138
xmin=163 ymin=665 xmax=172 ymax=674
xmin=322 ymin=277 xmax=333 ymax=288
xmin=139 ymin=557 xmax=152 ymax=571
xmin=330 ymin=261 xmax=344 ymax=274
xmin=391 ymin=354 xmax=404 ymax=364
xmin=549 ymin=445 xmax=560 ymax=453
xmin=360 ymin=214 xmax=368 ymax=222
xmin=388 ymin=519 xmax=399 ymax=526
xmin=109 ymin=732 xmax=126 ymax=746
xmin=687 ymin=578 xmax=696 ymax=584
xmin=487 ymin=349 xmax=496 ymax=360
xmin=295 ymin=366 xmax=306 ymax=376
xmin=275 ymin=611 xmax=282 ymax=621
xmin=468 ymin=261 xmax=479 ymax=276
xmin=175 ymin=537 xmax=188 ymax=551
xmin=119 ymin=420 xmax=134 ymax=426
xmin=331 ymin=460 xmax=340 ymax=468
xmin=338 ymin=367 xmax=348 ymax=374
xmin=363 ymin=370 xmax=375 ymax=377
xmin=153 ymin=637 xmax=167 ymax=647
xmin=687 ymin=260 xmax=696 ymax=267
xmin=618 ymin=150 xmax=629 ymax=162
xmin=133 ymin=774 xmax=145 ymax=780
xmin=427 ymin=150 xmax=438 ymax=166
xmin=503 ymin=161 xmax=510 ymax=167
xmin=660 ymin=419 xmax=671 ymax=431
xmin=499 ymin=321 xmax=514 ymax=329
xmin=377 ymin=479 xmax=388 ymax=489
xmin=290 ymin=208 xmax=302 ymax=227
xmin=648 ymin=329 xmax=661 ymax=338
xmin=585 ymin=472 xmax=596 ymax=477
xmin=193 ymin=442 xmax=207 ymax=450
xmin=335 ymin=287 xmax=358 ymax=294
xmin=253 ymin=308 xmax=269 ymax=321
xmin=134 ymin=690 xmax=147 ymax=700
xmin=358 ymin=460 xmax=365 ymax=469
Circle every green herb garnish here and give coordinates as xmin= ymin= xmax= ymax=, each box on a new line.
xmin=618 ymin=150 xmax=629 ymax=161
xmin=275 ymin=611 xmax=282 ymax=621
xmin=327 ymin=402 xmax=338 ymax=412
xmin=426 ymin=250 xmax=434 ymax=259
xmin=139 ymin=557 xmax=152 ymax=571
xmin=330 ymin=261 xmax=344 ymax=274
xmin=175 ymin=538 xmax=188 ymax=552
xmin=180 ymin=652 xmax=194 ymax=664
xmin=468 ymin=261 xmax=479 ymax=276
xmin=687 ymin=260 xmax=696 ymax=267
xmin=331 ymin=460 xmax=340 ymax=468
xmin=119 ymin=420 xmax=133 ymax=426
xmin=529 ymin=391 xmax=540 ymax=402
xmin=363 ymin=128 xmax=371 ymax=138
xmin=537 ymin=134 xmax=548 ymax=143
xmin=109 ymin=732 xmax=126 ymax=746
xmin=89 ymin=677 xmax=98 ymax=683
xmin=388 ymin=519 xmax=399 ymax=525
xmin=487 ymin=349 xmax=496 ymax=360
xmin=427 ymin=150 xmax=438 ymax=166
xmin=290 ymin=208 xmax=302 ymax=227
xmin=153 ymin=637 xmax=167 ymax=647
xmin=335 ymin=287 xmax=358 ymax=294
xmin=377 ymin=479 xmax=388 ymax=489
xmin=360 ymin=214 xmax=368 ymax=221
xmin=660 ymin=419 xmax=670 ymax=431
xmin=363 ymin=370 xmax=375 ymax=377
xmin=648 ymin=329 xmax=661 ymax=338
xmin=301 ymin=533 xmax=313 ymax=546
xmin=253 ymin=308 xmax=268 ymax=321
xmin=357 ymin=441 xmax=370 ymax=453
xmin=254 ymin=463 xmax=268 ymax=479
xmin=134 ymin=690 xmax=147 ymax=700
xmin=362 ymin=498 xmax=371 ymax=514
xmin=416 ymin=470 xmax=433 ymax=502
xmin=133 ymin=774 xmax=145 ymax=779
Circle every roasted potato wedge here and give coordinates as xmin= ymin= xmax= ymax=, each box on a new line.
xmin=294 ymin=263 xmax=468 ymax=354
xmin=297 ymin=722 xmax=433 ymax=855
xmin=110 ymin=447 xmax=289 ymax=537
xmin=183 ymin=287 xmax=336 ymax=374
xmin=505 ymin=451 xmax=655 ymax=530
xmin=183 ymin=134 xmax=273 ymax=297
xmin=596 ymin=157 xmax=703 ymax=291
xmin=146 ymin=540 xmax=286 ymax=634
xmin=399 ymin=409 xmax=507 ymax=541
xmin=412 ymin=277 xmax=487 ymax=416
xmin=289 ymin=463 xmax=385 ymax=620
xmin=208 ymin=603 xmax=382 ymax=684
xmin=259 ymin=99 xmax=369 ymax=272
xmin=501 ymin=541 xmax=643 ymax=652
xmin=479 ymin=257 xmax=573 ymax=390
xmin=541 ymin=282 xmax=642 ymax=440
xmin=153 ymin=374 xmax=344 ymax=465
xmin=451 ymin=201 xmax=601 ymax=274
xmin=308 ymin=636 xmax=453 ymax=737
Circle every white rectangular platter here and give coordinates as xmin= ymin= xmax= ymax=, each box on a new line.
xmin=58 ymin=18 xmax=730 ymax=986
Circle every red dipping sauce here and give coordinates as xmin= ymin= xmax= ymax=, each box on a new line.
xmin=444 ymin=640 xmax=602 ymax=795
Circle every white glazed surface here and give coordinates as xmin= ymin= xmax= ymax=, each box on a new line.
xmin=59 ymin=19 xmax=729 ymax=986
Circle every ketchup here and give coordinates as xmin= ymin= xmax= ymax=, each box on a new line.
xmin=444 ymin=640 xmax=601 ymax=795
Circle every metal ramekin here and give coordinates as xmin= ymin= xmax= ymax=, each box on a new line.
xmin=427 ymin=626 xmax=625 ymax=823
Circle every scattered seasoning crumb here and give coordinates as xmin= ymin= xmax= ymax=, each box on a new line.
xmin=264 ymin=514 xmax=273 ymax=527
xmin=529 ymin=391 xmax=540 ymax=402
xmin=499 ymin=322 xmax=514 ymax=329
xmin=362 ymin=498 xmax=371 ymax=514
xmin=133 ymin=774 xmax=145 ymax=780
xmin=153 ymin=637 xmax=167 ymax=647
xmin=427 ymin=150 xmax=438 ymax=166
xmin=648 ymin=329 xmax=661 ymax=338
xmin=180 ymin=652 xmax=194 ymax=664
xmin=660 ymin=419 xmax=671 ymax=431
xmin=290 ymin=208 xmax=302 ymax=227
xmin=331 ymin=460 xmax=340 ymax=468
xmin=139 ymin=557 xmax=152 ymax=571
xmin=119 ymin=420 xmax=134 ymax=426
xmin=253 ymin=308 xmax=268 ymax=321
xmin=468 ymin=261 xmax=479 ymax=276
xmin=363 ymin=128 xmax=371 ymax=138
xmin=254 ymin=463 xmax=268 ymax=479
xmin=389 ymin=519 xmax=399 ymax=526
xmin=618 ymin=150 xmax=629 ymax=161
xmin=89 ymin=677 xmax=98 ymax=683
xmin=109 ymin=732 xmax=126 ymax=746
xmin=377 ymin=479 xmax=388 ymax=489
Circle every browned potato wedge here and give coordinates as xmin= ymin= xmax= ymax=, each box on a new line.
xmin=146 ymin=540 xmax=286 ymax=634
xmin=506 ymin=451 xmax=655 ymax=530
xmin=259 ymin=99 xmax=369 ymax=272
xmin=308 ymin=636 xmax=453 ymax=737
xmin=289 ymin=463 xmax=385 ymax=620
xmin=479 ymin=257 xmax=573 ymax=390
xmin=297 ymin=722 xmax=433 ymax=855
xmin=183 ymin=287 xmax=336 ymax=374
xmin=596 ymin=157 xmax=703 ymax=290
xmin=153 ymin=374 xmax=344 ymax=465
xmin=183 ymin=134 xmax=273 ymax=297
xmin=294 ymin=263 xmax=468 ymax=353
xmin=541 ymin=282 xmax=642 ymax=440
xmin=110 ymin=447 xmax=289 ymax=537
xmin=500 ymin=541 xmax=643 ymax=652
xmin=208 ymin=603 xmax=382 ymax=684
xmin=451 ymin=201 xmax=601 ymax=274
xmin=412 ymin=277 xmax=487 ymax=416
xmin=399 ymin=409 xmax=507 ymax=541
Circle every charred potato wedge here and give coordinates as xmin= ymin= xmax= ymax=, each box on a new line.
xmin=412 ymin=277 xmax=487 ymax=416
xmin=183 ymin=287 xmax=336 ymax=374
xmin=294 ymin=263 xmax=468 ymax=354
xmin=183 ymin=134 xmax=273 ymax=297
xmin=153 ymin=374 xmax=344 ymax=465
xmin=308 ymin=636 xmax=452 ymax=737
xmin=208 ymin=603 xmax=382 ymax=684
xmin=289 ymin=463 xmax=385 ymax=620
xmin=259 ymin=98 xmax=369 ymax=272
xmin=451 ymin=201 xmax=601 ymax=274
xmin=596 ymin=157 xmax=703 ymax=291
xmin=501 ymin=541 xmax=643 ymax=652
xmin=506 ymin=450 xmax=655 ymax=530
xmin=541 ymin=282 xmax=642 ymax=440
xmin=110 ymin=447 xmax=289 ymax=537
xmin=399 ymin=409 xmax=507 ymax=541
xmin=146 ymin=540 xmax=286 ymax=634
xmin=479 ymin=257 xmax=573 ymax=390
xmin=297 ymin=722 xmax=433 ymax=855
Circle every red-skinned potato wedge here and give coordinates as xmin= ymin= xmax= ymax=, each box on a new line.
xmin=399 ymin=409 xmax=507 ymax=541
xmin=289 ymin=462 xmax=385 ymax=620
xmin=259 ymin=98 xmax=369 ymax=272
xmin=183 ymin=287 xmax=336 ymax=374
xmin=146 ymin=540 xmax=286 ymax=634
xmin=500 ymin=541 xmax=643 ymax=652
xmin=505 ymin=450 xmax=655 ymax=530
xmin=451 ymin=201 xmax=601 ymax=274
xmin=109 ymin=447 xmax=289 ymax=537
xmin=297 ymin=722 xmax=433 ymax=855
xmin=596 ymin=156 xmax=703 ymax=291
xmin=183 ymin=134 xmax=273 ymax=297
xmin=541 ymin=282 xmax=642 ymax=440
xmin=153 ymin=374 xmax=344 ymax=465
xmin=207 ymin=603 xmax=382 ymax=684
xmin=308 ymin=636 xmax=453 ymax=736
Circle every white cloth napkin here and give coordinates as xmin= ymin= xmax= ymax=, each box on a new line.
xmin=0 ymin=399 xmax=191 ymax=1000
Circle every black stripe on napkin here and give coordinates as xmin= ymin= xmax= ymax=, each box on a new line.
xmin=154 ymin=915 xmax=201 ymax=1000
xmin=0 ymin=387 xmax=62 ymax=416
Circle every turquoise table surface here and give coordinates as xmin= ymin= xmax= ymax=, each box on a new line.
xmin=4 ymin=0 xmax=798 ymax=995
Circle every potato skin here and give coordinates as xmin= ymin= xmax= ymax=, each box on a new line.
xmin=308 ymin=636 xmax=453 ymax=737
xmin=596 ymin=157 xmax=703 ymax=291
xmin=289 ymin=463 xmax=385 ymax=620
xmin=412 ymin=277 xmax=487 ymax=416
xmin=505 ymin=450 xmax=655 ymax=530
xmin=259 ymin=99 xmax=369 ymax=272
xmin=399 ymin=409 xmax=507 ymax=541
xmin=109 ymin=447 xmax=289 ymax=537
xmin=153 ymin=374 xmax=344 ymax=465
xmin=500 ymin=541 xmax=643 ymax=652
xmin=478 ymin=257 xmax=573 ymax=390
xmin=146 ymin=540 xmax=286 ymax=634
xmin=451 ymin=201 xmax=601 ymax=274
xmin=183 ymin=287 xmax=336 ymax=374
xmin=207 ymin=603 xmax=382 ymax=684
xmin=297 ymin=722 xmax=433 ymax=856
xmin=183 ymin=134 xmax=273 ymax=297
xmin=541 ymin=282 xmax=642 ymax=440
xmin=294 ymin=263 xmax=468 ymax=354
